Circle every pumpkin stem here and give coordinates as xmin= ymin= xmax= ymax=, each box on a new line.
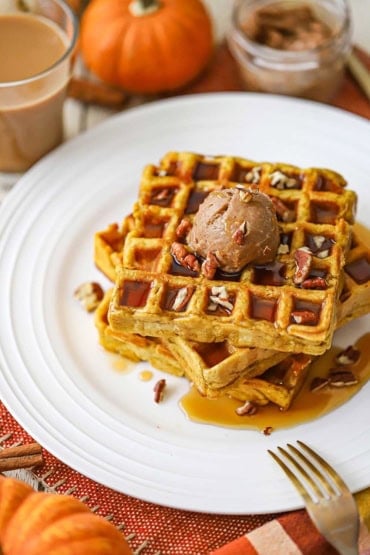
xmin=129 ymin=0 xmax=160 ymax=17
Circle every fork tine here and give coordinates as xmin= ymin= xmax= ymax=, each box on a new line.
xmin=287 ymin=443 xmax=337 ymax=498
xmin=277 ymin=445 xmax=326 ymax=500
xmin=268 ymin=449 xmax=313 ymax=505
xmin=297 ymin=440 xmax=350 ymax=493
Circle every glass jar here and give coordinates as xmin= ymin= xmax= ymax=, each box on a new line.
xmin=227 ymin=0 xmax=352 ymax=102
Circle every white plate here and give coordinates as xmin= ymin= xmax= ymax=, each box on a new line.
xmin=0 ymin=93 xmax=369 ymax=515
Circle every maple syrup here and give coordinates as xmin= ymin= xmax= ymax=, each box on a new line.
xmin=185 ymin=190 xmax=210 ymax=214
xmin=194 ymin=342 xmax=230 ymax=367
xmin=120 ymin=281 xmax=151 ymax=308
xmin=311 ymin=201 xmax=339 ymax=224
xmin=253 ymin=261 xmax=286 ymax=286
xmin=180 ymin=333 xmax=370 ymax=431
xmin=139 ymin=370 xmax=154 ymax=381
xmin=250 ymin=295 xmax=277 ymax=322
xmin=193 ymin=162 xmax=220 ymax=181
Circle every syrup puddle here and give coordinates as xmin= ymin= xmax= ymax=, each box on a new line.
xmin=180 ymin=333 xmax=370 ymax=431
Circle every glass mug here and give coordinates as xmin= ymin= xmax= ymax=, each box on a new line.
xmin=0 ymin=0 xmax=78 ymax=173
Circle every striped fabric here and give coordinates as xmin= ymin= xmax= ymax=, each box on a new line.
xmin=212 ymin=504 xmax=370 ymax=555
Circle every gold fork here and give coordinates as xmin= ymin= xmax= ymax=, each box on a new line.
xmin=268 ymin=441 xmax=360 ymax=555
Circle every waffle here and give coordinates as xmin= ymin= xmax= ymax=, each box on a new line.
xmin=109 ymin=152 xmax=357 ymax=355
xmin=95 ymin=289 xmax=184 ymax=377
xmin=95 ymin=212 xmax=369 ymax=400
xmin=227 ymin=354 xmax=313 ymax=410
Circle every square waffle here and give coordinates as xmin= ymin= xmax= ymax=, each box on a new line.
xmin=95 ymin=289 xmax=184 ymax=377
xmin=109 ymin=152 xmax=357 ymax=355
xmin=95 ymin=213 xmax=369 ymax=399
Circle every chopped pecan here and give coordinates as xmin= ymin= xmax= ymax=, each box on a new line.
xmin=271 ymin=196 xmax=295 ymax=222
xmin=202 ymin=252 xmax=219 ymax=279
xmin=278 ymin=243 xmax=290 ymax=255
xmin=301 ymin=276 xmax=327 ymax=289
xmin=152 ymin=187 xmax=171 ymax=201
xmin=329 ymin=370 xmax=358 ymax=387
xmin=238 ymin=189 xmax=253 ymax=203
xmin=232 ymin=221 xmax=247 ymax=245
xmin=270 ymin=171 xmax=297 ymax=189
xmin=263 ymin=426 xmax=273 ymax=436
xmin=153 ymin=379 xmax=166 ymax=403
xmin=310 ymin=376 xmax=330 ymax=392
xmin=208 ymin=285 xmax=234 ymax=313
xmin=335 ymin=346 xmax=360 ymax=366
xmin=235 ymin=400 xmax=258 ymax=416
xmin=172 ymin=286 xmax=193 ymax=311
xmin=312 ymin=235 xmax=326 ymax=250
xmin=291 ymin=310 xmax=317 ymax=325
xmin=175 ymin=218 xmax=192 ymax=239
xmin=294 ymin=247 xmax=313 ymax=284
xmin=245 ymin=166 xmax=262 ymax=184
xmin=171 ymin=242 xmax=200 ymax=273
xmin=74 ymin=282 xmax=104 ymax=312
xmin=316 ymin=249 xmax=330 ymax=259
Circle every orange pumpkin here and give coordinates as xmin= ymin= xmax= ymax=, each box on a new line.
xmin=80 ymin=0 xmax=213 ymax=94
xmin=0 ymin=475 xmax=132 ymax=555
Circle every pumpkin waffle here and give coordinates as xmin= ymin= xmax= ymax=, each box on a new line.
xmin=108 ymin=151 xmax=357 ymax=355
xmin=95 ymin=214 xmax=369 ymax=399
xmin=95 ymin=289 xmax=184 ymax=377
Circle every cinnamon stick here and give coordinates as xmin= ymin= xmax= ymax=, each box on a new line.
xmin=0 ymin=443 xmax=43 ymax=472
xmin=67 ymin=77 xmax=128 ymax=108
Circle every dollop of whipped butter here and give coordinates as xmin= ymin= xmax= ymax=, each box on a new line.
xmin=187 ymin=187 xmax=280 ymax=273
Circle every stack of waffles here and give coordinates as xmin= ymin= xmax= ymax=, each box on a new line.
xmin=94 ymin=152 xmax=370 ymax=411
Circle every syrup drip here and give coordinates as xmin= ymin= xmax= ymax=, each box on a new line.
xmin=311 ymin=201 xmax=339 ymax=224
xmin=139 ymin=370 xmax=153 ymax=381
xmin=253 ymin=262 xmax=286 ymax=286
xmin=315 ymin=175 xmax=343 ymax=193
xmin=193 ymin=162 xmax=220 ymax=181
xmin=120 ymin=281 xmax=151 ymax=308
xmin=180 ymin=333 xmax=370 ymax=431
xmin=250 ymin=296 xmax=277 ymax=322
xmin=231 ymin=164 xmax=254 ymax=183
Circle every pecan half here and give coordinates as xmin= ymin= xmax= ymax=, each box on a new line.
xmin=153 ymin=379 xmax=166 ymax=403
xmin=294 ymin=247 xmax=313 ymax=284
xmin=235 ymin=400 xmax=257 ymax=416
xmin=291 ymin=310 xmax=317 ymax=325
xmin=74 ymin=282 xmax=104 ymax=312
xmin=175 ymin=218 xmax=192 ymax=239
xmin=271 ymin=196 xmax=295 ymax=222
xmin=232 ymin=221 xmax=247 ymax=245
xmin=171 ymin=242 xmax=200 ymax=273
xmin=301 ymin=276 xmax=327 ymax=290
xmin=310 ymin=376 xmax=330 ymax=392
xmin=335 ymin=346 xmax=360 ymax=366
xmin=202 ymin=252 xmax=219 ymax=279
xmin=329 ymin=370 xmax=358 ymax=387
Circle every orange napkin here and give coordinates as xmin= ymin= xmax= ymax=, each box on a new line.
xmin=212 ymin=491 xmax=370 ymax=554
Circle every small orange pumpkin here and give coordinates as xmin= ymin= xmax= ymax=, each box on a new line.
xmin=80 ymin=0 xmax=213 ymax=94
xmin=0 ymin=475 xmax=132 ymax=555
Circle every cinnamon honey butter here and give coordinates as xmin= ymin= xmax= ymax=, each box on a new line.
xmin=228 ymin=0 xmax=352 ymax=102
